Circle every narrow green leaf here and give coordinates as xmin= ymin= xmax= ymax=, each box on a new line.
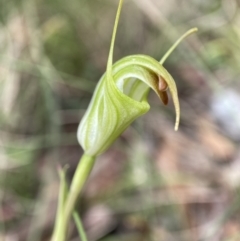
xmin=51 ymin=165 xmax=68 ymax=240
xmin=73 ymin=211 xmax=89 ymax=241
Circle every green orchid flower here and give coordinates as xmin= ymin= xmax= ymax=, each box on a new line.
xmin=77 ymin=0 xmax=197 ymax=156
xmin=77 ymin=55 xmax=179 ymax=156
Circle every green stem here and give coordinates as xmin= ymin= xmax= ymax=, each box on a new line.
xmin=51 ymin=154 xmax=96 ymax=241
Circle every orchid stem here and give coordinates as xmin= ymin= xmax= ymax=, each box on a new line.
xmin=51 ymin=154 xmax=95 ymax=241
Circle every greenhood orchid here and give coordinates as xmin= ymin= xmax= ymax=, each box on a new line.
xmin=51 ymin=1 xmax=198 ymax=241
xmin=77 ymin=0 xmax=197 ymax=156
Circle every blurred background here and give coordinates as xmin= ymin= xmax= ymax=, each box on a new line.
xmin=0 ymin=0 xmax=240 ymax=240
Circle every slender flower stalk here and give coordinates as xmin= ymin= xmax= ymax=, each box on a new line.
xmin=51 ymin=155 xmax=95 ymax=241
xmin=51 ymin=0 xmax=197 ymax=240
